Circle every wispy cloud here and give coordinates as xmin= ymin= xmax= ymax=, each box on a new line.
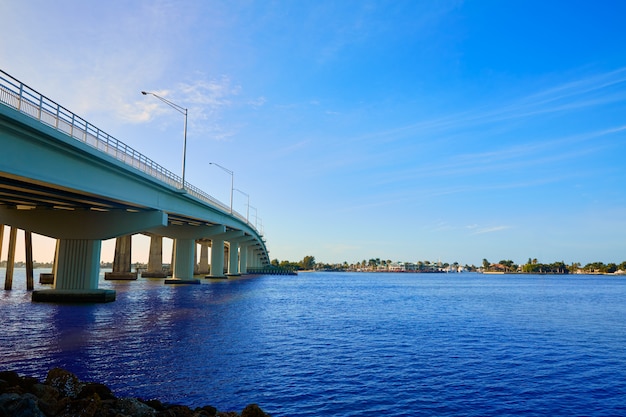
xmin=311 ymin=1 xmax=462 ymax=65
xmin=470 ymin=225 xmax=511 ymax=235
xmin=352 ymin=66 xmax=626 ymax=147
xmin=359 ymin=123 xmax=622 ymax=197
xmin=248 ymin=96 xmax=267 ymax=108
xmin=269 ymin=139 xmax=311 ymax=159
xmin=351 ymin=65 xmax=626 ymax=192
xmin=122 ymin=75 xmax=243 ymax=142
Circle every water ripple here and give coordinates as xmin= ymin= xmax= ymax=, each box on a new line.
xmin=2 ymin=270 xmax=626 ymax=416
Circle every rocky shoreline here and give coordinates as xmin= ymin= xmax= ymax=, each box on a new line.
xmin=0 ymin=368 xmax=270 ymax=417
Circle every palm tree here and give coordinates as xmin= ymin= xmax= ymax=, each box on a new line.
xmin=482 ymin=258 xmax=490 ymax=270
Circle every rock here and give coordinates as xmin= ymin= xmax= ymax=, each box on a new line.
xmin=0 ymin=393 xmax=45 ymax=417
xmin=241 ymin=403 xmax=270 ymax=417
xmin=0 ymin=371 xmax=26 ymax=395
xmin=77 ymin=382 xmax=116 ymax=401
xmin=45 ymin=368 xmax=83 ymax=398
xmin=156 ymin=404 xmax=194 ymax=417
xmin=115 ymin=398 xmax=157 ymax=417
xmin=194 ymin=405 xmax=218 ymax=416
xmin=140 ymin=398 xmax=167 ymax=411
xmin=19 ymin=377 xmax=40 ymax=393
xmin=0 ymin=371 xmax=21 ymax=387
xmin=30 ymin=383 xmax=62 ymax=416
xmin=56 ymin=395 xmax=102 ymax=417
xmin=0 ymin=368 xmax=247 ymax=417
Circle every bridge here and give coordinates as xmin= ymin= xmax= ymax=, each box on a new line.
xmin=0 ymin=69 xmax=270 ymax=302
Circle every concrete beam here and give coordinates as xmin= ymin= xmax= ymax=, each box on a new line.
xmin=147 ymin=224 xmax=225 ymax=240
xmin=0 ymin=207 xmax=167 ymax=240
xmin=228 ymin=235 xmax=256 ymax=244
xmin=216 ymin=230 xmax=245 ymax=241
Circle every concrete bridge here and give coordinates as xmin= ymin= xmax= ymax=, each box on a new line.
xmin=0 ymin=69 xmax=269 ymax=302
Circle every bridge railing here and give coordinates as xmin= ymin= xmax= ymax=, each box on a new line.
xmin=0 ymin=69 xmax=256 ymax=231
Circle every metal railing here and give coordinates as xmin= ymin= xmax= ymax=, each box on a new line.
xmin=0 ymin=69 xmax=255 ymax=231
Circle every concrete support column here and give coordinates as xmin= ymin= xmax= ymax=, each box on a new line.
xmin=105 ymin=235 xmax=137 ymax=280
xmin=24 ymin=230 xmax=34 ymax=290
xmin=113 ymin=235 xmax=132 ymax=273
xmin=208 ymin=238 xmax=225 ymax=278
xmin=248 ymin=246 xmax=252 ymax=268
xmin=246 ymin=248 xmax=252 ymax=269
xmin=247 ymin=247 xmax=255 ymax=269
xmin=197 ymin=242 xmax=210 ymax=274
xmin=254 ymin=249 xmax=263 ymax=267
xmin=239 ymin=243 xmax=249 ymax=275
xmin=0 ymin=227 xmax=35 ymax=289
xmin=143 ymin=234 xmax=166 ymax=278
xmin=166 ymin=238 xmax=199 ymax=284
xmin=3 ymin=226 xmax=17 ymax=290
xmin=33 ymin=239 xmax=115 ymax=302
xmin=227 ymin=241 xmax=240 ymax=276
xmin=170 ymin=248 xmax=175 ymax=276
xmin=54 ymin=239 xmax=101 ymax=289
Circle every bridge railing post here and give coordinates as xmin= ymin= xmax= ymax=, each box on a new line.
xmin=55 ymin=104 xmax=60 ymax=129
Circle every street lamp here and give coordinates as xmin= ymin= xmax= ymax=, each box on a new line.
xmin=209 ymin=162 xmax=234 ymax=213
xmin=234 ymin=188 xmax=250 ymax=222
xmin=141 ymin=91 xmax=188 ymax=189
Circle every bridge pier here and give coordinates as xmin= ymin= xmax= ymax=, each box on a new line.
xmin=252 ymin=246 xmax=266 ymax=268
xmin=3 ymin=226 xmax=17 ymax=290
xmin=248 ymin=247 xmax=257 ymax=268
xmin=33 ymin=239 xmax=115 ymax=302
xmin=2 ymin=227 xmax=35 ymax=291
xmin=239 ymin=243 xmax=249 ymax=274
xmin=205 ymin=231 xmax=244 ymax=278
xmin=227 ymin=242 xmax=240 ymax=276
xmin=105 ymin=235 xmax=137 ymax=280
xmin=208 ymin=237 xmax=225 ymax=278
xmin=165 ymin=238 xmax=200 ymax=284
xmin=141 ymin=234 xmax=167 ymax=278
xmin=197 ymin=242 xmax=210 ymax=275
xmin=24 ymin=230 xmax=34 ymax=290
xmin=227 ymin=237 xmax=255 ymax=275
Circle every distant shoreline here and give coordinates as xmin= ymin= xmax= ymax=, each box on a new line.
xmin=303 ymin=269 xmax=626 ymax=276
xmin=2 ymin=266 xmax=625 ymax=277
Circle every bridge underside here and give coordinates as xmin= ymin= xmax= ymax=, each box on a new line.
xmin=0 ymin=174 xmax=267 ymax=303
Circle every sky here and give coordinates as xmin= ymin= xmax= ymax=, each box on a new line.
xmin=1 ymin=0 xmax=626 ymax=266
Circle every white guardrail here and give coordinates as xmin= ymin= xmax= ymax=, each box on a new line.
xmin=0 ymin=69 xmax=255 ymax=231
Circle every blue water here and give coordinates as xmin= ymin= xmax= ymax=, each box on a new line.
xmin=1 ymin=269 xmax=626 ymax=416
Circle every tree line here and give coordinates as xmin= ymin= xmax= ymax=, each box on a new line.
xmin=271 ymin=256 xmax=626 ymax=275
xmin=483 ymin=258 xmax=626 ymax=274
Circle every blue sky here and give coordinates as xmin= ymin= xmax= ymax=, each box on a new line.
xmin=1 ymin=0 xmax=626 ymax=266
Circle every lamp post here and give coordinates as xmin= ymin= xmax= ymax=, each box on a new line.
xmin=234 ymin=188 xmax=250 ymax=222
xmin=209 ymin=162 xmax=234 ymax=213
xmin=142 ymin=91 xmax=188 ymax=189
